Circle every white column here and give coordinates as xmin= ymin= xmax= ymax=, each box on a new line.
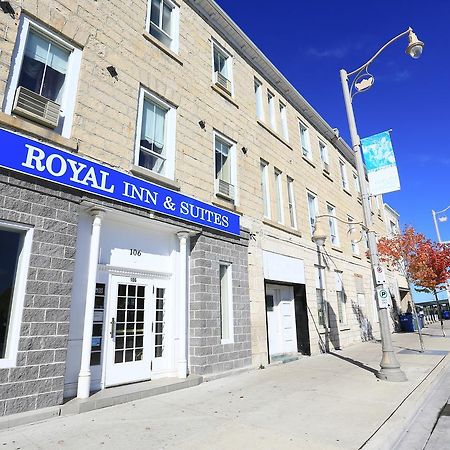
xmin=176 ymin=231 xmax=190 ymax=378
xmin=77 ymin=207 xmax=105 ymax=399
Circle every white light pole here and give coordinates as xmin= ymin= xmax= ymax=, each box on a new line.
xmin=340 ymin=28 xmax=424 ymax=382
xmin=432 ymin=206 xmax=450 ymax=302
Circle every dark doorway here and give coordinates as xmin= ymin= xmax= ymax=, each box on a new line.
xmin=294 ymin=284 xmax=310 ymax=355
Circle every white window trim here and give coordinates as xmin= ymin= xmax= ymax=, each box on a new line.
xmin=145 ymin=0 xmax=180 ymax=53
xmin=279 ymin=101 xmax=289 ymax=142
xmin=213 ymin=130 xmax=238 ymax=203
xmin=299 ymin=121 xmax=312 ymax=160
xmin=307 ymin=190 xmax=318 ymax=236
xmin=267 ymin=90 xmax=277 ymax=131
xmin=339 ymin=160 xmax=349 ymax=191
xmin=254 ymin=78 xmax=264 ymax=121
xmin=287 ymin=176 xmax=297 ymax=229
xmin=335 ymin=270 xmax=347 ymax=326
xmin=353 ymin=173 xmax=361 ymax=194
xmin=327 ymin=203 xmax=340 ymax=246
xmin=348 ymin=215 xmax=360 ymax=256
xmin=211 ymin=39 xmax=234 ymax=96
xmin=135 ymin=87 xmax=177 ymax=180
xmin=274 ymin=168 xmax=284 ymax=225
xmin=260 ymin=159 xmax=271 ymax=219
xmin=319 ymin=141 xmax=329 ymax=166
xmin=219 ymin=262 xmax=234 ymax=344
xmin=4 ymin=16 xmax=82 ymax=138
xmin=0 ymin=221 xmax=33 ymax=368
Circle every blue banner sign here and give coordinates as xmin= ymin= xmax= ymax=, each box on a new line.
xmin=361 ymin=130 xmax=400 ymax=196
xmin=0 ymin=128 xmax=240 ymax=236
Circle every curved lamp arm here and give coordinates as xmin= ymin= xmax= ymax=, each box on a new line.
xmin=312 ymin=214 xmax=368 ymax=247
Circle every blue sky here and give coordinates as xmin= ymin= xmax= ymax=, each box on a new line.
xmin=215 ymin=0 xmax=450 ymax=245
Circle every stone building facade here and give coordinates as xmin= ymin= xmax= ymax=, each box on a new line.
xmin=0 ymin=0 xmax=402 ymax=417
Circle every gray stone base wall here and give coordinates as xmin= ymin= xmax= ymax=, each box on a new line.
xmin=0 ymin=170 xmax=79 ymax=416
xmin=189 ymin=230 xmax=251 ymax=376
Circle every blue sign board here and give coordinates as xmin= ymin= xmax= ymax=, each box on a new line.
xmin=0 ymin=128 xmax=240 ymax=236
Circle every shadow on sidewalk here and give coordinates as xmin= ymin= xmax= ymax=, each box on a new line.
xmin=329 ymin=351 xmax=378 ymax=375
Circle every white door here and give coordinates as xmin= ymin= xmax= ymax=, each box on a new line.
xmin=266 ymin=284 xmax=297 ymax=356
xmin=105 ymin=275 xmax=154 ymax=386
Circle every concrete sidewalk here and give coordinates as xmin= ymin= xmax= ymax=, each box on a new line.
xmin=1 ymin=322 xmax=449 ymax=450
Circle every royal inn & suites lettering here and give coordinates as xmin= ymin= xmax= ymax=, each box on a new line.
xmin=0 ymin=128 xmax=240 ymax=235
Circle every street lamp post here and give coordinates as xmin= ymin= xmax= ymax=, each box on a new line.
xmin=339 ymin=28 xmax=424 ymax=382
xmin=432 ymin=206 xmax=450 ymax=301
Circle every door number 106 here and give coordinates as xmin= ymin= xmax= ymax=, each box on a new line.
xmin=130 ymin=249 xmax=142 ymax=256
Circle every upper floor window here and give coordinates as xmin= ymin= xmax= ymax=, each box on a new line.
xmin=280 ymin=102 xmax=289 ymax=141
xmin=389 ymin=220 xmax=398 ymax=235
xmin=260 ymin=160 xmax=271 ymax=218
xmin=135 ymin=88 xmax=176 ymax=179
xmin=212 ymin=42 xmax=233 ymax=94
xmin=353 ymin=173 xmax=361 ymax=194
xmin=287 ymin=176 xmax=297 ymax=229
xmin=348 ymin=215 xmax=360 ymax=255
xmin=214 ymin=132 xmax=236 ymax=201
xmin=335 ymin=271 xmax=347 ymax=326
xmin=339 ymin=160 xmax=349 ymax=191
xmin=327 ymin=203 xmax=339 ymax=246
xmin=319 ymin=141 xmax=329 ymax=173
xmin=274 ymin=168 xmax=284 ymax=224
xmin=299 ymin=121 xmax=311 ymax=159
xmin=4 ymin=17 xmax=82 ymax=137
xmin=254 ymin=78 xmax=264 ymax=120
xmin=147 ymin=0 xmax=179 ymax=52
xmin=267 ymin=91 xmax=276 ymax=131
xmin=307 ymin=191 xmax=318 ymax=236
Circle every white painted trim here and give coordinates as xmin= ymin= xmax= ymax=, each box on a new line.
xmin=287 ymin=176 xmax=297 ymax=229
xmin=0 ymin=221 xmax=33 ymax=369
xmin=98 ymin=264 xmax=172 ymax=279
xmin=260 ymin=159 xmax=271 ymax=219
xmin=210 ymin=38 xmax=234 ymax=97
xmin=4 ymin=15 xmax=81 ymax=138
xmin=274 ymin=168 xmax=284 ymax=225
xmin=145 ymin=0 xmax=180 ymax=53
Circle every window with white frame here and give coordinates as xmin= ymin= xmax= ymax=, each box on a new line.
xmin=279 ymin=102 xmax=289 ymax=141
xmin=335 ymin=271 xmax=347 ymax=326
xmin=254 ymin=78 xmax=264 ymax=120
xmin=136 ymin=89 xmax=176 ymax=179
xmin=339 ymin=160 xmax=349 ymax=191
xmin=274 ymin=168 xmax=284 ymax=224
xmin=212 ymin=42 xmax=232 ymax=93
xmin=319 ymin=141 xmax=330 ymax=172
xmin=299 ymin=121 xmax=312 ymax=159
xmin=214 ymin=133 xmax=236 ymax=200
xmin=287 ymin=176 xmax=297 ymax=228
xmin=348 ymin=215 xmax=360 ymax=255
xmin=219 ymin=263 xmax=233 ymax=342
xmin=307 ymin=191 xmax=318 ymax=236
xmin=5 ymin=17 xmax=82 ymax=137
xmin=327 ymin=203 xmax=339 ymax=246
xmin=389 ymin=220 xmax=398 ymax=235
xmin=147 ymin=0 xmax=179 ymax=52
xmin=260 ymin=160 xmax=271 ymax=218
xmin=267 ymin=91 xmax=276 ymax=131
xmin=0 ymin=222 xmax=33 ymax=368
xmin=353 ymin=173 xmax=361 ymax=195
xmin=315 ymin=266 xmax=327 ymax=328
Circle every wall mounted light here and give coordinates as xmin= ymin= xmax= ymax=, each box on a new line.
xmin=0 ymin=2 xmax=14 ymax=16
xmin=106 ymin=65 xmax=118 ymax=79
xmin=198 ymin=120 xmax=206 ymax=129
xmin=241 ymin=146 xmax=248 ymax=155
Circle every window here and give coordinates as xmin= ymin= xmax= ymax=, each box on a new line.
xmin=279 ymin=102 xmax=289 ymax=141
xmin=5 ymin=17 xmax=82 ymax=137
xmin=299 ymin=121 xmax=311 ymax=159
xmin=219 ymin=264 xmax=233 ymax=342
xmin=267 ymin=91 xmax=276 ymax=130
xmin=0 ymin=222 xmax=33 ymax=368
xmin=214 ymin=133 xmax=236 ymax=200
xmin=339 ymin=160 xmax=349 ymax=191
xmin=335 ymin=271 xmax=347 ymax=326
xmin=348 ymin=215 xmax=360 ymax=255
xmin=136 ymin=89 xmax=176 ymax=179
xmin=213 ymin=42 xmax=232 ymax=93
xmin=254 ymin=78 xmax=264 ymax=120
xmin=315 ymin=266 xmax=327 ymax=328
xmin=260 ymin=160 xmax=271 ymax=218
xmin=319 ymin=141 xmax=329 ymax=172
xmin=389 ymin=220 xmax=398 ymax=235
xmin=307 ymin=191 xmax=318 ymax=236
xmin=287 ymin=177 xmax=297 ymax=228
xmin=353 ymin=173 xmax=361 ymax=195
xmin=327 ymin=203 xmax=339 ymax=246
xmin=274 ymin=169 xmax=284 ymax=224
xmin=147 ymin=0 xmax=179 ymax=51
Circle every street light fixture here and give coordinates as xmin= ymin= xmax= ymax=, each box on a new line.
xmin=312 ymin=214 xmax=365 ymax=248
xmin=340 ymin=27 xmax=424 ymax=382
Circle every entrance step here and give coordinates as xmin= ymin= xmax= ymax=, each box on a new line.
xmin=61 ymin=375 xmax=203 ymax=415
xmin=271 ymin=354 xmax=299 ymax=364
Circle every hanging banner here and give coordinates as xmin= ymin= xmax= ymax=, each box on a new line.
xmin=360 ymin=131 xmax=400 ymax=195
